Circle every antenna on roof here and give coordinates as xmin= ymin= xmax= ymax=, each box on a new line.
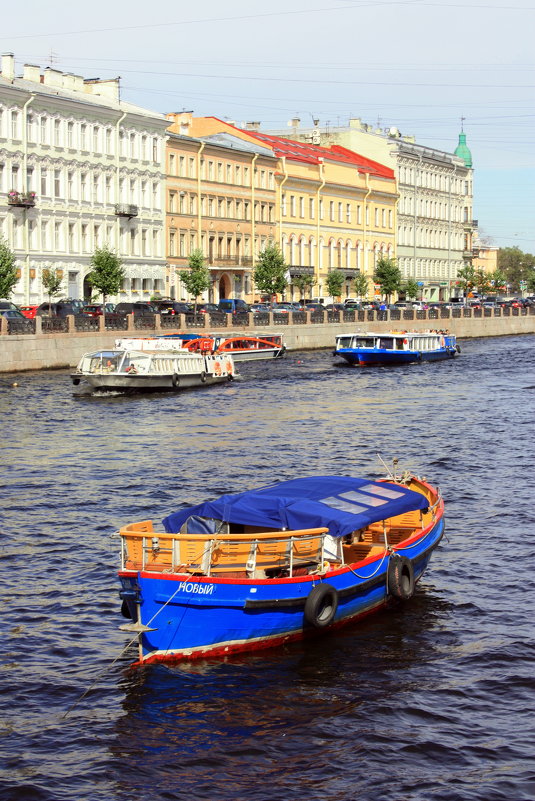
xmin=460 ymin=115 xmax=465 ymax=132
xmin=48 ymin=49 xmax=59 ymax=67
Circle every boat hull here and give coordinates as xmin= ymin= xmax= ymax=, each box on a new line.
xmin=72 ymin=372 xmax=231 ymax=391
xmin=119 ymin=515 xmax=444 ymax=664
xmin=338 ymin=347 xmax=457 ymax=366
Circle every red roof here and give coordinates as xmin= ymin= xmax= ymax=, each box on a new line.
xmin=194 ymin=117 xmax=394 ymax=179
xmin=244 ymin=131 xmax=395 ymax=179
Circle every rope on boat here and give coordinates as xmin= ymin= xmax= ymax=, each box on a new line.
xmin=61 ymin=552 xmax=214 ymax=720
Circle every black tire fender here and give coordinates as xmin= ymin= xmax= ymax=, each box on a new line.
xmin=304 ymin=583 xmax=338 ymax=628
xmin=172 ymin=373 xmax=180 ymax=388
xmin=72 ymin=377 xmax=81 ymax=386
xmin=387 ymin=555 xmax=415 ymax=600
xmin=200 ymin=371 xmax=207 ymax=383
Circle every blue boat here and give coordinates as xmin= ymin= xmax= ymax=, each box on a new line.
xmin=334 ymin=330 xmax=459 ymax=366
xmin=118 ymin=473 xmax=445 ymax=665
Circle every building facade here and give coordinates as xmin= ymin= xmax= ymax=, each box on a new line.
xmin=165 ymin=121 xmax=277 ymax=302
xmin=267 ymin=117 xmax=474 ymax=301
xmin=0 ymin=53 xmax=169 ymax=305
xmin=169 ymin=114 xmax=397 ymax=302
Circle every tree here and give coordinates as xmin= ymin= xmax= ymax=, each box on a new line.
xmin=0 ymin=236 xmax=18 ymax=300
xmin=373 ymin=256 xmax=401 ymax=302
xmin=400 ymin=277 xmax=419 ymax=300
xmin=456 ymin=265 xmax=477 ymax=298
xmin=87 ymin=246 xmax=125 ymax=319
xmin=497 ymin=247 xmax=535 ymax=292
xmin=179 ymin=249 xmax=211 ymax=313
xmin=325 ymin=269 xmax=345 ymax=301
xmin=253 ymin=242 xmax=288 ymax=298
xmin=352 ymin=272 xmax=369 ymax=300
xmin=42 ymin=268 xmax=64 ymax=316
xmin=293 ymin=274 xmax=316 ymax=303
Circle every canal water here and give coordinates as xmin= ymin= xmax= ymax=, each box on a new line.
xmin=1 ymin=335 xmax=534 ymax=801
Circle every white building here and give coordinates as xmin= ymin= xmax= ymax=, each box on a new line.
xmin=0 ymin=53 xmax=169 ymax=305
xmin=266 ymin=117 xmax=474 ymax=302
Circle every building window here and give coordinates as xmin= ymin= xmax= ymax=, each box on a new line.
xmin=152 ymin=138 xmax=158 ymax=162
xmin=67 ymin=121 xmax=74 ymax=148
xmin=54 ymin=169 xmax=61 ymax=198
xmin=94 ymin=126 xmax=100 ymax=153
xmin=189 ymin=157 xmax=195 ymax=177
xmin=40 ymin=168 xmax=48 ymax=196
xmin=80 ymin=172 xmax=88 ymax=201
xmin=290 ymin=195 xmax=296 ymax=216
xmin=11 ymin=111 xmax=19 ymax=140
xmin=40 ymin=116 xmax=47 ymax=145
xmin=329 ymin=201 xmax=334 ymax=221
xmin=54 ymin=119 xmax=61 ymax=147
xmin=217 ymin=162 xmax=223 ymax=181
xmin=80 ymin=124 xmax=87 ymax=150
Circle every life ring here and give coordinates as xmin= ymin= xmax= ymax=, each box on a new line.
xmin=172 ymin=373 xmax=180 ymax=388
xmin=225 ymin=359 xmax=233 ymax=375
xmin=387 ymin=555 xmax=415 ymax=600
xmin=214 ymin=360 xmax=222 ymax=376
xmin=200 ymin=371 xmax=207 ymax=383
xmin=456 ymin=344 xmax=461 ymax=354
xmin=403 ymin=338 xmax=408 ymax=345
xmin=304 ymin=583 xmax=338 ymax=628
xmin=440 ymin=336 xmax=445 ymax=348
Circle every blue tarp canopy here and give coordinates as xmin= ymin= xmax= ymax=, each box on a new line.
xmin=162 ymin=476 xmax=429 ymax=539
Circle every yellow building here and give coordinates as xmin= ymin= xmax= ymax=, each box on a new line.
xmin=167 ymin=114 xmax=397 ymax=301
xmin=165 ymin=116 xmax=277 ymax=302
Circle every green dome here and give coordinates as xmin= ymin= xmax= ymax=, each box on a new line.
xmin=455 ymin=132 xmax=472 ymax=167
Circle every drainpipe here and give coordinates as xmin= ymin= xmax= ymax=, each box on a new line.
xmin=278 ymin=156 xmax=289 ymax=247
xmin=316 ymin=159 xmax=325 ymax=288
xmin=363 ymin=171 xmax=371 ymax=292
xmin=413 ymin=150 xmax=423 ymax=297
xmin=251 ymin=151 xmax=258 ymax=250
xmin=22 ymin=93 xmax=35 ymax=304
xmin=115 ymin=112 xmax=127 ymax=296
xmin=197 ymin=141 xmax=205 ymax=249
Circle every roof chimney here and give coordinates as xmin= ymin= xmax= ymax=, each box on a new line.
xmin=43 ymin=67 xmax=64 ymax=88
xmin=245 ymin=121 xmax=261 ymax=131
xmin=1 ymin=53 xmax=15 ymax=82
xmin=289 ymin=117 xmax=301 ymax=129
xmin=23 ymin=64 xmax=41 ymax=83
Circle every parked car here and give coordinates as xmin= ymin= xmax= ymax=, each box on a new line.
xmin=271 ymin=302 xmax=297 ymax=314
xmin=0 ymin=300 xmax=20 ymax=311
xmin=150 ymin=300 xmax=191 ymax=315
xmin=114 ymin=302 xmax=157 ymax=316
xmin=1 ymin=309 xmax=26 ymax=319
xmin=305 ymin=303 xmax=327 ymax=313
xmin=194 ymin=303 xmax=220 ymax=314
xmin=324 ymin=303 xmax=346 ymax=312
xmin=58 ymin=298 xmax=86 ymax=314
xmin=250 ymin=303 xmax=271 ymax=313
xmin=82 ymin=303 xmax=117 ymax=318
xmin=218 ymin=299 xmax=250 ymax=314
xmin=19 ymin=305 xmax=39 ymax=319
xmin=36 ymin=301 xmax=84 ymax=317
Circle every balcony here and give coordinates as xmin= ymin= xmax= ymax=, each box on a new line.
xmin=114 ymin=203 xmax=138 ymax=218
xmin=7 ymin=191 xmax=36 ymax=207
xmin=209 ymin=256 xmax=254 ymax=268
xmin=289 ymin=266 xmax=315 ymax=277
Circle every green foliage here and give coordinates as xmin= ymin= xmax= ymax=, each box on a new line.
xmin=373 ymin=256 xmax=401 ymax=301
xmin=325 ymin=269 xmax=345 ymax=300
xmin=293 ymin=273 xmax=315 ymax=300
xmin=0 ymin=236 xmax=18 ymax=299
xmin=497 ymin=247 xmax=535 ymax=292
xmin=179 ymin=249 xmax=211 ymax=312
xmin=456 ymin=265 xmax=476 ymax=296
xmin=87 ymin=246 xmax=125 ymax=305
xmin=352 ymin=272 xmax=369 ymax=299
xmin=253 ymin=243 xmax=288 ymax=296
xmin=400 ymin=277 xmax=420 ymax=300
xmin=42 ymin=268 xmax=63 ymax=299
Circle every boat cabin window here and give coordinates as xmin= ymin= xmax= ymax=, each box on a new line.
xmin=337 ymin=336 xmax=353 ymax=348
xmin=351 ymin=337 xmax=375 ymax=348
xmin=379 ymin=338 xmax=394 ymax=350
xmin=87 ymin=352 xmax=122 ymax=373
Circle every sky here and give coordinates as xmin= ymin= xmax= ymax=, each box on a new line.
xmin=3 ymin=0 xmax=534 ymax=253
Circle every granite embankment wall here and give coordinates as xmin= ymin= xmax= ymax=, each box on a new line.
xmin=1 ymin=312 xmax=534 ymax=373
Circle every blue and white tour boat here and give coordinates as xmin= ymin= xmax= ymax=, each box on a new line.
xmin=118 ymin=470 xmax=444 ymax=664
xmin=334 ymin=330 xmax=459 ymax=366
